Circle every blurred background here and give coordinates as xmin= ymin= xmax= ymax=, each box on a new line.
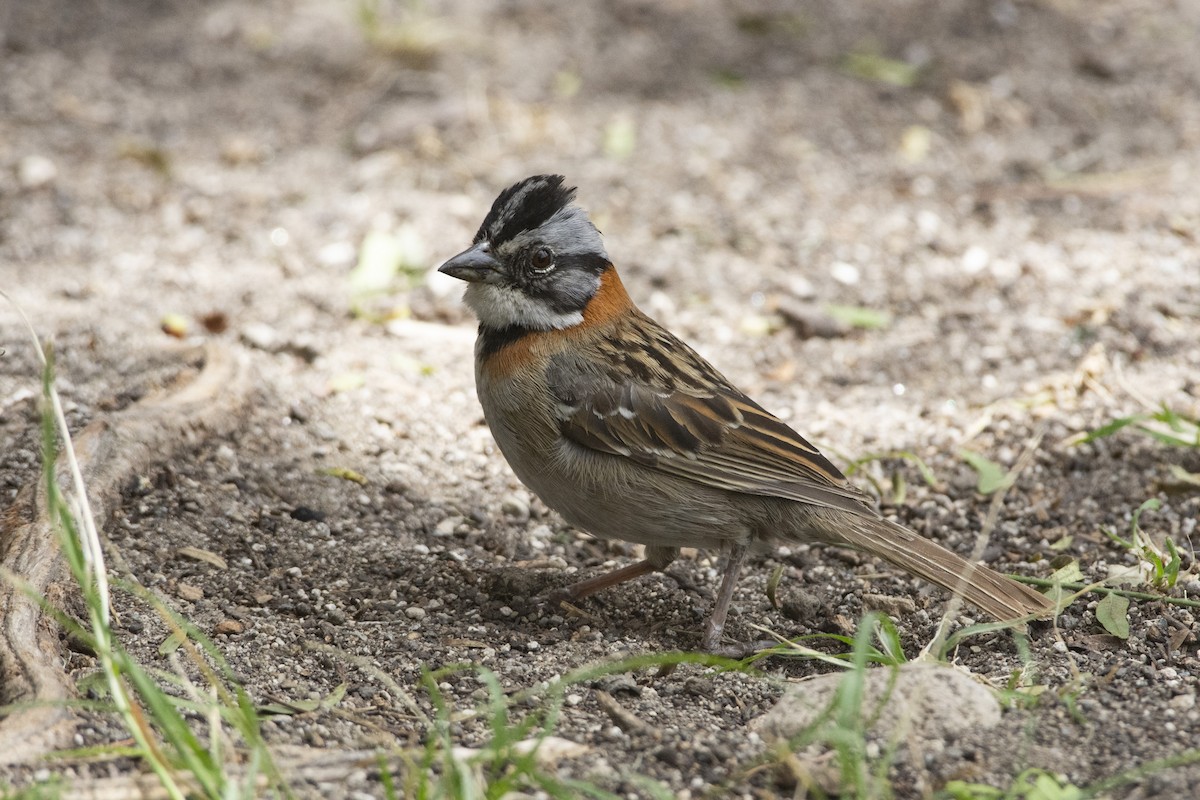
xmin=2 ymin=3 xmax=1200 ymax=794
xmin=3 ymin=0 xmax=1196 ymax=383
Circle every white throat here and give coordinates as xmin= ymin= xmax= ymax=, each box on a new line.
xmin=463 ymin=283 xmax=584 ymax=331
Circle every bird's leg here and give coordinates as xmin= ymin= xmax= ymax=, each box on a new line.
xmin=554 ymin=545 xmax=678 ymax=603
xmin=700 ymin=540 xmax=749 ymax=652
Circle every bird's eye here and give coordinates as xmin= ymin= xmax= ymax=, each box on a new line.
xmin=530 ymin=246 xmax=554 ymax=273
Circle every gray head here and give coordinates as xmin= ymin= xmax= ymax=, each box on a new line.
xmin=438 ymin=175 xmax=610 ymax=332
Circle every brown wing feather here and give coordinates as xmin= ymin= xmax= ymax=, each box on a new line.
xmin=549 ymin=313 xmax=874 ymax=515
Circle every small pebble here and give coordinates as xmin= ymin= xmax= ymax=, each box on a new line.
xmin=501 ymin=493 xmax=531 ymax=522
xmin=1169 ymin=694 xmax=1195 ymax=711
xmin=435 ymin=516 xmax=463 ymax=536
xmin=18 ymin=155 xmax=57 ymax=189
xmin=176 ymin=583 xmax=204 ymax=602
xmin=830 ymin=261 xmax=860 ymax=285
xmin=406 ymin=606 xmax=427 ymax=620
xmin=240 ymin=322 xmax=279 ymax=351
xmin=214 ymin=619 xmax=243 ymax=635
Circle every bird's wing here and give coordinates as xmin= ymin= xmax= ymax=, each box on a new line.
xmin=547 ymin=315 xmax=875 ymax=515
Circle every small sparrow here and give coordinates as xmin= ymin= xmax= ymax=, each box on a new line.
xmin=439 ymin=175 xmax=1053 ymax=651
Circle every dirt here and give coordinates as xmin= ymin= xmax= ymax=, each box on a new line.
xmin=2 ymin=0 xmax=1200 ymax=797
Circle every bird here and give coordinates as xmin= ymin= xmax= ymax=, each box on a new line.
xmin=438 ymin=174 xmax=1054 ymax=652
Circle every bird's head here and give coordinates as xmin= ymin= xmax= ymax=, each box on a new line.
xmin=438 ymin=175 xmax=611 ymax=332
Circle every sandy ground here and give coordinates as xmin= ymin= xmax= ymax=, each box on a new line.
xmin=2 ymin=0 xmax=1200 ymax=796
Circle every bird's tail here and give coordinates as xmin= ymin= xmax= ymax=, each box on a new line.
xmin=835 ymin=515 xmax=1054 ymax=621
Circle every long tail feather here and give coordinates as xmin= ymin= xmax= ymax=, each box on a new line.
xmin=836 ymin=516 xmax=1054 ymax=620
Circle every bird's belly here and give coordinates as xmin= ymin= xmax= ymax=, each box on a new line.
xmin=478 ymin=381 xmax=746 ymax=551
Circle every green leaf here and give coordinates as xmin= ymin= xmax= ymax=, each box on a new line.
xmin=320 ymin=466 xmax=368 ymax=485
xmin=1074 ymin=415 xmax=1139 ymax=445
xmin=1096 ymin=593 xmax=1130 ymax=639
xmin=1131 ymin=498 xmax=1161 ymax=534
xmin=159 ymin=632 xmax=184 ymax=656
xmin=1162 ymin=537 xmax=1181 ymax=588
xmin=259 ymin=684 xmax=347 ymax=716
xmin=1049 ymin=561 xmax=1085 ymax=584
xmin=1076 ymin=407 xmax=1199 ymax=448
xmin=1166 ymin=464 xmax=1200 ymax=487
xmin=824 ymin=304 xmax=891 ymax=330
xmin=843 ymin=450 xmax=939 ymax=487
xmin=350 ymin=231 xmax=404 ymax=295
xmin=349 ymin=227 xmax=427 ymax=297
xmin=959 ymin=450 xmax=1013 ymax=494
xmin=941 ymin=781 xmax=1003 ymax=800
xmin=1030 ymin=772 xmax=1085 ymax=800
xmin=841 ymin=51 xmax=920 ymax=87
xmin=766 ymin=563 xmax=784 ymax=609
xmin=603 ymin=116 xmax=636 ymax=160
xmin=1048 ymin=534 xmax=1074 ymax=552
xmin=320 ymin=682 xmax=348 ymax=710
xmin=1101 ymin=524 xmax=1134 ymax=550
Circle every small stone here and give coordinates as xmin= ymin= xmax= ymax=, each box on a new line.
xmin=830 ymin=261 xmax=860 ymax=285
xmin=753 ymin=663 xmax=1001 ymax=742
xmin=405 ymin=606 xmax=427 ymax=620
xmin=777 ymin=299 xmax=851 ymax=340
xmin=501 ymin=493 xmax=531 ymax=522
xmin=962 ymin=245 xmax=990 ymax=274
xmin=566 ymin=693 xmax=583 ymax=706
xmin=221 ymin=135 xmax=266 ymax=165
xmin=862 ymin=593 xmax=917 ymax=616
xmin=241 ymin=322 xmax=279 ymax=351
xmin=1170 ymin=693 xmax=1195 ymax=711
xmin=214 ymin=619 xmax=244 ymax=635
xmin=290 ymin=506 xmax=325 ymax=522
xmin=213 ymin=444 xmax=238 ymax=470
xmin=18 ymin=155 xmax=57 ymax=189
xmin=526 ymin=640 xmax=540 ymax=651
xmin=177 ymin=583 xmax=204 ymax=602
xmin=253 ymin=592 xmax=273 ymax=605
xmin=318 ymin=241 xmax=357 ymax=268
xmin=435 ymin=516 xmax=463 ymax=536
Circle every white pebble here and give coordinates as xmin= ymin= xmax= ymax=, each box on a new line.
xmin=962 ymin=245 xmax=989 ymax=274
xmin=18 ymin=155 xmax=57 ymax=189
xmin=830 ymin=261 xmax=860 ymax=285
xmin=501 ymin=493 xmax=530 ymax=522
xmin=405 ymin=606 xmax=426 ymax=620
xmin=435 ymin=516 xmax=463 ymax=536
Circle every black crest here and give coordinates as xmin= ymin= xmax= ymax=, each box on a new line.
xmin=474 ymin=175 xmax=577 ymax=246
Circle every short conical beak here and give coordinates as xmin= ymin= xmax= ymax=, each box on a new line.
xmin=438 ymin=242 xmax=501 ymax=282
